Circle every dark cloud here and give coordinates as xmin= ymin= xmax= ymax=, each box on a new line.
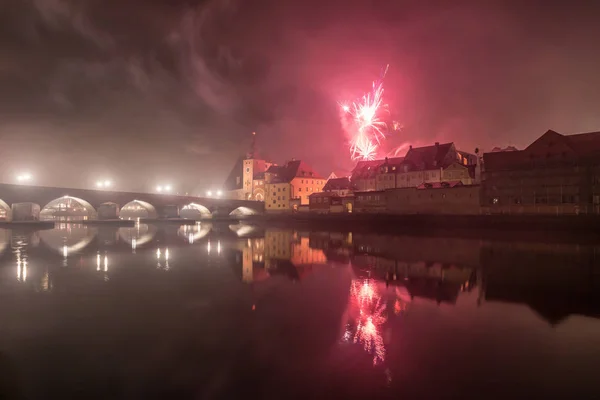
xmin=1 ymin=0 xmax=600 ymax=190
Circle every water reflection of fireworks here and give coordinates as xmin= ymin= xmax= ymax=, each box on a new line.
xmin=344 ymin=279 xmax=387 ymax=365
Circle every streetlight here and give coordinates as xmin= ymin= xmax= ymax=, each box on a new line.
xmin=164 ymin=185 xmax=172 ymax=192
xmin=216 ymin=190 xmax=222 ymax=197
xmin=96 ymin=179 xmax=112 ymax=189
xmin=206 ymin=190 xmax=212 ymax=197
xmin=156 ymin=186 xmax=163 ymax=192
xmin=16 ymin=173 xmax=32 ymax=183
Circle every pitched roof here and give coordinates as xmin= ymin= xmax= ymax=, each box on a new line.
xmin=403 ymin=142 xmax=455 ymax=170
xmin=323 ymin=177 xmax=354 ymax=191
xmin=383 ymin=156 xmax=406 ymax=166
xmin=266 ymin=160 xmax=324 ymax=183
xmin=223 ymin=156 xmax=244 ymax=191
xmin=484 ymin=129 xmax=600 ymax=171
xmin=351 ymin=159 xmax=384 ymax=180
xmin=563 ymin=130 xmax=600 ymax=153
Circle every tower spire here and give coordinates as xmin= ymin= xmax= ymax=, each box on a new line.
xmin=247 ymin=131 xmax=256 ymax=159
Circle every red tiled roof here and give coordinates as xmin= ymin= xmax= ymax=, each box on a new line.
xmin=323 ymin=177 xmax=354 ymax=191
xmin=403 ymin=142 xmax=455 ymax=170
xmin=266 ymin=160 xmax=324 ymax=183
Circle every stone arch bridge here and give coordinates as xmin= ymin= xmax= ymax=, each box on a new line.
xmin=0 ymin=183 xmax=263 ymax=220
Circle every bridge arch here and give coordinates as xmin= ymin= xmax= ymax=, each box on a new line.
xmin=229 ymin=206 xmax=258 ymax=217
xmin=40 ymin=196 xmax=96 ymax=221
xmin=180 ymin=203 xmax=212 ymax=219
xmin=120 ymin=200 xmax=157 ymax=219
xmin=0 ymin=199 xmax=11 ymax=221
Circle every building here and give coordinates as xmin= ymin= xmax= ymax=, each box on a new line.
xmin=323 ymin=177 xmax=355 ymax=197
xmin=349 ymin=143 xmax=478 ymax=193
xmin=353 ymin=190 xmax=387 ymax=213
xmin=264 ymin=159 xmax=326 ymax=211
xmin=223 ymin=132 xmax=274 ymax=201
xmin=308 ymin=192 xmax=343 ymax=213
xmin=386 ymin=185 xmax=481 ymax=215
xmin=483 ymin=129 xmax=600 ymax=215
xmin=375 ymin=157 xmax=405 ymax=190
xmin=223 ymin=157 xmax=274 ymax=201
xmin=395 ymin=142 xmax=477 ymax=188
xmin=350 ymin=160 xmax=381 ymax=192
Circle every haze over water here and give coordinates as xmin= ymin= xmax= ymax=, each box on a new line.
xmin=0 ymin=222 xmax=599 ymax=399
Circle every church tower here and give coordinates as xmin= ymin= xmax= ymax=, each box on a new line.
xmin=242 ymin=132 xmax=257 ymax=199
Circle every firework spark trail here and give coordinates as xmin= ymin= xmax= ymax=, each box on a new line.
xmin=340 ymin=64 xmax=391 ymax=161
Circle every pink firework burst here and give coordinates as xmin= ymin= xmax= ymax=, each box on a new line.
xmin=340 ymin=65 xmax=391 ymax=161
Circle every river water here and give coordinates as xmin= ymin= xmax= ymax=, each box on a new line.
xmin=0 ymin=222 xmax=599 ymax=399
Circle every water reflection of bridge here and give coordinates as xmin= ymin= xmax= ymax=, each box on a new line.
xmin=2 ymin=223 xmax=600 ymax=325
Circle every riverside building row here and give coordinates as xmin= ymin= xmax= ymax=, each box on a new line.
xmin=224 ymin=130 xmax=600 ymax=215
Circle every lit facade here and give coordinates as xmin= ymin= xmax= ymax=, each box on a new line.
xmin=264 ymin=159 xmax=325 ymax=212
xmin=289 ymin=175 xmax=326 ymax=205
xmin=352 ymin=143 xmax=478 ymax=192
xmin=265 ymin=182 xmax=292 ymax=211
xmin=223 ymin=157 xmax=273 ymax=201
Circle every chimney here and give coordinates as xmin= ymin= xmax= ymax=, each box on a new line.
xmin=409 ymin=145 xmax=412 ymax=150
xmin=435 ymin=142 xmax=439 ymax=147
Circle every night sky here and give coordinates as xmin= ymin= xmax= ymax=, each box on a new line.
xmin=1 ymin=0 xmax=599 ymax=193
